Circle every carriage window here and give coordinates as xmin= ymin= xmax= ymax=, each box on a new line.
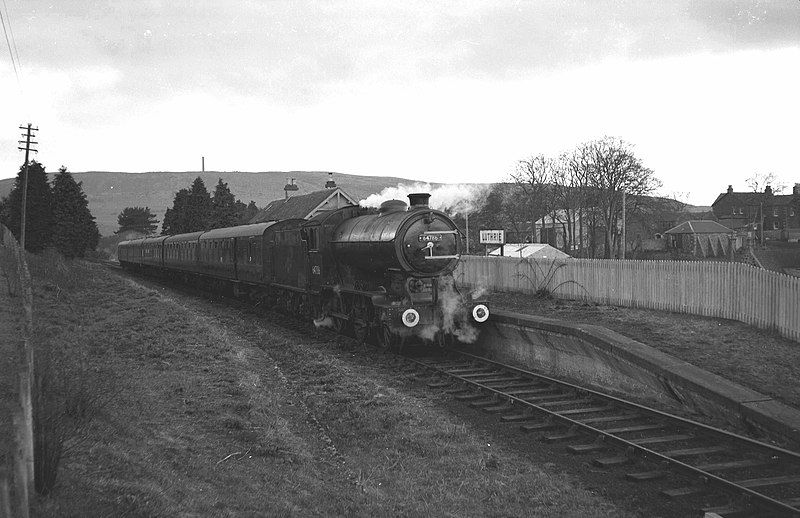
xmin=308 ymin=227 xmax=319 ymax=251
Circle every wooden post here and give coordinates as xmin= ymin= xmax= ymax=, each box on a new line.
xmin=16 ymin=124 xmax=38 ymax=252
xmin=1 ymin=465 xmax=13 ymax=518
xmin=8 ymin=232 xmax=33 ymax=518
xmin=12 ymin=413 xmax=29 ymax=518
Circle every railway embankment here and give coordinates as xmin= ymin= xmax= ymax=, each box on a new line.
xmin=479 ymin=299 xmax=800 ymax=449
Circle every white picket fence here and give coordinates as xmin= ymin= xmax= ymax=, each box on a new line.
xmin=455 ymin=256 xmax=800 ymax=343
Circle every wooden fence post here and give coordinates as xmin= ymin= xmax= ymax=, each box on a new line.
xmin=0 ymin=465 xmax=12 ymax=518
xmin=1 ymin=226 xmax=34 ymax=518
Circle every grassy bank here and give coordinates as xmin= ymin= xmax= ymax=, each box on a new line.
xmin=1 ymin=255 xmax=633 ymax=516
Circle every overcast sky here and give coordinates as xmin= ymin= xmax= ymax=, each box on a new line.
xmin=1 ymin=1 xmax=798 ymax=205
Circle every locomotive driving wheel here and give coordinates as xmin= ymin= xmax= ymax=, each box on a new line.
xmin=377 ymin=324 xmax=399 ymax=352
xmin=353 ymin=320 xmax=368 ymax=344
xmin=350 ymin=299 xmax=373 ymax=345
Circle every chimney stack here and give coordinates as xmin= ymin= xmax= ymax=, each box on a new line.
xmin=765 ymin=185 xmax=773 ymax=196
xmin=407 ymin=193 xmax=431 ymax=210
xmin=325 ymin=172 xmax=336 ymax=189
xmin=794 ymin=183 xmax=800 ymax=195
xmin=727 ymin=185 xmax=733 ymax=194
xmin=284 ymin=177 xmax=299 ymax=199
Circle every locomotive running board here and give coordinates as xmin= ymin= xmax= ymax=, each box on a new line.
xmin=423 ymin=254 xmax=460 ymax=260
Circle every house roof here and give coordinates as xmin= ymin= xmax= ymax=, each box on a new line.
xmin=250 ymin=187 xmax=357 ymax=223
xmin=712 ymin=191 xmax=761 ymax=206
xmin=712 ymin=190 xmax=798 ymax=207
xmin=664 ymin=220 xmax=733 ymax=235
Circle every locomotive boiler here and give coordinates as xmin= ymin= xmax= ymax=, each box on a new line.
xmin=118 ymin=192 xmax=489 ymax=348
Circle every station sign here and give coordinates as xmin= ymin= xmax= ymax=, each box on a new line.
xmin=479 ymin=230 xmax=505 ymax=245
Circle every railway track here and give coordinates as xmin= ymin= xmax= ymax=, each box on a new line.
xmin=403 ymin=350 xmax=800 ymax=517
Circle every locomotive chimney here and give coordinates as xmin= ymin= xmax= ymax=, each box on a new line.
xmin=407 ymin=193 xmax=431 ymax=210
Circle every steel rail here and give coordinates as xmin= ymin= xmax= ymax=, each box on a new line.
xmin=406 ymin=350 xmax=800 ymax=516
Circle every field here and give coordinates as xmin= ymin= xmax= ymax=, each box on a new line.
xmin=1 ymin=255 xmax=648 ymax=517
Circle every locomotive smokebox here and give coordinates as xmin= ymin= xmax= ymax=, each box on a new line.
xmin=408 ymin=193 xmax=431 ymax=210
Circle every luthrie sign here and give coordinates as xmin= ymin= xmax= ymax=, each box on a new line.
xmin=479 ymin=230 xmax=505 ymax=245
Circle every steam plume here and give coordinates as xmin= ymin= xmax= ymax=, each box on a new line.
xmin=360 ymin=182 xmax=490 ymax=215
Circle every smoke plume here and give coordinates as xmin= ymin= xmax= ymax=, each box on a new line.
xmin=360 ymin=182 xmax=490 ymax=216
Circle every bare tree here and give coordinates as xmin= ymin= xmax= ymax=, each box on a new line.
xmin=511 ymin=155 xmax=557 ymax=243
xmin=583 ymin=137 xmax=661 ymax=258
xmin=557 ymin=148 xmax=594 ymax=255
xmin=746 ymin=172 xmax=786 ymax=194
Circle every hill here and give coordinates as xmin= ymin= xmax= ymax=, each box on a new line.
xmin=0 ymin=171 xmax=418 ymax=236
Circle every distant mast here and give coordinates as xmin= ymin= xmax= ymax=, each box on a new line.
xmin=202 ymin=156 xmax=205 ymax=173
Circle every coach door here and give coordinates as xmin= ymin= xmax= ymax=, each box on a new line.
xmin=304 ymin=223 xmax=323 ymax=290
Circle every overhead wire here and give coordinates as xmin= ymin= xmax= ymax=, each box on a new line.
xmin=0 ymin=0 xmax=20 ymax=85
xmin=1 ymin=0 xmax=20 ymax=67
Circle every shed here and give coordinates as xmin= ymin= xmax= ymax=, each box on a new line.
xmin=664 ymin=220 xmax=735 ymax=258
xmin=488 ymin=243 xmax=571 ymax=260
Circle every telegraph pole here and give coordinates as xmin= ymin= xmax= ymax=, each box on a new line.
xmin=17 ymin=124 xmax=38 ymax=251
xmin=14 ymin=123 xmax=37 ymax=518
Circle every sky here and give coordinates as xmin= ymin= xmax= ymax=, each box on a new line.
xmin=1 ymin=0 xmax=798 ymax=206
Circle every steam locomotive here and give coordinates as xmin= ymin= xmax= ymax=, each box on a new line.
xmin=117 ymin=192 xmax=489 ymax=348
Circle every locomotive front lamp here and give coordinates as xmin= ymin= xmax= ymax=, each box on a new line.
xmin=402 ymin=308 xmax=420 ymax=327
xmin=472 ymin=304 xmax=489 ymax=323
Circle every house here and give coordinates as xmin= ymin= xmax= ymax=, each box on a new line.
xmin=664 ymin=220 xmax=737 ymax=258
xmin=712 ymin=184 xmax=800 ymax=241
xmin=250 ymin=186 xmax=358 ymax=223
xmin=488 ymin=243 xmax=571 ymax=260
xmin=533 ymin=210 xmax=590 ymax=253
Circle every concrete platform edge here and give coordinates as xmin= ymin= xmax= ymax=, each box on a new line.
xmin=490 ymin=309 xmax=800 ymax=447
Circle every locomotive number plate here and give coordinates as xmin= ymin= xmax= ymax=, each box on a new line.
xmin=418 ymin=233 xmax=443 ymax=242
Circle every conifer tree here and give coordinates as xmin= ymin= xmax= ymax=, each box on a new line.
xmin=51 ymin=166 xmax=100 ymax=258
xmin=162 ymin=188 xmax=190 ymax=235
xmin=237 ymin=200 xmax=260 ymax=225
xmin=1 ymin=160 xmax=53 ymax=252
xmin=162 ymin=177 xmax=212 ymax=234
xmin=186 ymin=177 xmax=212 ymax=230
xmin=210 ymin=178 xmax=239 ymax=229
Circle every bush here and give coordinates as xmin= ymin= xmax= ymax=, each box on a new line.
xmin=33 ymin=341 xmax=110 ymax=495
xmin=26 ymin=251 xmax=113 ymax=494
